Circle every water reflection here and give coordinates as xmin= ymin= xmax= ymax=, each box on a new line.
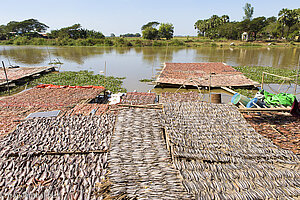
xmin=0 ymin=46 xmax=48 ymax=65
xmin=50 ymin=47 xmax=107 ymax=64
xmin=0 ymin=45 xmax=299 ymax=91
xmin=194 ymin=47 xmax=300 ymax=69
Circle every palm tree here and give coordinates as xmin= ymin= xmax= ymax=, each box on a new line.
xmin=221 ymin=15 xmax=230 ymax=24
xmin=278 ymin=8 xmax=298 ymax=38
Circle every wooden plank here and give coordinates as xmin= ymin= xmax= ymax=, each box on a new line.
xmin=238 ymin=107 xmax=290 ymax=112
xmin=117 ymin=104 xmax=162 ymax=109
xmin=221 ymin=86 xmax=236 ymax=95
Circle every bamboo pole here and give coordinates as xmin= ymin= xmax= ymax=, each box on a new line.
xmin=220 ymin=86 xmax=236 ymax=95
xmin=2 ymin=61 xmax=10 ymax=95
xmin=104 ymin=61 xmax=106 ymax=88
xmin=261 ymin=72 xmax=265 ymax=90
xmin=209 ymin=73 xmax=211 ymax=103
xmin=294 ymin=56 xmax=300 ymax=95
xmin=263 ymin=72 xmax=293 ymax=81
xmin=117 ymin=104 xmax=162 ymax=109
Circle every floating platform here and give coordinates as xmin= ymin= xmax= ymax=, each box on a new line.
xmin=0 ymin=66 xmax=55 ymax=88
xmin=155 ymin=62 xmax=259 ymax=88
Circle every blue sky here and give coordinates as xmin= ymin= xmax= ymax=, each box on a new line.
xmin=1 ymin=0 xmax=299 ymax=36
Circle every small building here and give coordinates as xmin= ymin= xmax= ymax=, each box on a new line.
xmin=155 ymin=62 xmax=259 ymax=88
xmin=242 ymin=32 xmax=248 ymax=41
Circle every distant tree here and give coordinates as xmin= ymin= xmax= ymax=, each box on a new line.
xmin=194 ymin=19 xmax=209 ymax=36
xmin=266 ymin=16 xmax=277 ymax=24
xmin=142 ymin=27 xmax=159 ymax=40
xmin=158 ymin=23 xmax=174 ymax=40
xmin=6 ymin=19 xmax=49 ymax=34
xmin=220 ymin=15 xmax=230 ymax=24
xmin=239 ymin=19 xmax=251 ymax=32
xmin=249 ymin=17 xmax=267 ymax=40
xmin=278 ymin=8 xmax=299 ymax=38
xmin=110 ymin=33 xmax=115 ymax=37
xmin=0 ymin=25 xmax=7 ymax=40
xmin=243 ymin=3 xmax=254 ymax=20
xmin=217 ymin=22 xmax=240 ymax=40
xmin=262 ymin=21 xmax=281 ymax=39
xmin=195 ymin=15 xmax=230 ymax=38
xmin=120 ymin=33 xmax=141 ymax=37
xmin=49 ymin=24 xmax=104 ymax=39
xmin=141 ymin=21 xmax=160 ymax=31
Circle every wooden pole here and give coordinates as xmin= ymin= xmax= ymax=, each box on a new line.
xmin=2 ymin=61 xmax=10 ymax=95
xmin=261 ymin=72 xmax=264 ymax=90
xmin=104 ymin=61 xmax=106 ymax=89
xmin=209 ymin=73 xmax=211 ymax=103
xmin=294 ymin=56 xmax=300 ymax=95
xmin=47 ymin=46 xmax=52 ymax=64
xmin=221 ymin=86 xmax=236 ymax=95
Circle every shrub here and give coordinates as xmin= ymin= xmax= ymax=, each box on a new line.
xmin=169 ymin=39 xmax=185 ymax=46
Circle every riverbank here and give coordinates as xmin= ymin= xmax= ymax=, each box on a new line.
xmin=0 ymin=36 xmax=299 ymax=48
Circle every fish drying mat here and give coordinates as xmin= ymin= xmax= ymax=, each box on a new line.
xmin=0 ymin=114 xmax=116 ymax=199
xmin=162 ymin=102 xmax=300 ymax=199
xmin=108 ymin=108 xmax=192 ymax=199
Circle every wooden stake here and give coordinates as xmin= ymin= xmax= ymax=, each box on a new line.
xmin=261 ymin=72 xmax=264 ymax=90
xmin=294 ymin=56 xmax=300 ymax=95
xmin=2 ymin=61 xmax=10 ymax=95
xmin=209 ymin=73 xmax=211 ymax=103
xmin=104 ymin=61 xmax=106 ymax=88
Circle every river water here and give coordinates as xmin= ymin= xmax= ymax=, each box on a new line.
xmin=0 ymin=46 xmax=299 ymax=92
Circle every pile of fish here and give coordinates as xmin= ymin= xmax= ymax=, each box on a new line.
xmin=0 ymin=115 xmax=114 ymax=156
xmin=244 ymin=112 xmax=300 ymax=155
xmin=0 ymin=114 xmax=116 ymax=199
xmin=0 ymin=87 xmax=104 ymax=135
xmin=120 ymin=92 xmax=156 ymax=105
xmin=0 ymin=88 xmax=104 ymax=110
xmin=0 ymin=154 xmax=107 ymax=199
xmin=159 ymin=92 xmax=202 ymax=103
xmin=67 ymin=104 xmax=109 ymax=116
xmin=162 ymin=102 xmax=300 ymax=199
xmin=108 ymin=108 xmax=192 ymax=199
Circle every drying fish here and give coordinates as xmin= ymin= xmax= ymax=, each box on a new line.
xmin=120 ymin=92 xmax=156 ymax=105
xmin=0 ymin=114 xmax=115 ymax=156
xmin=108 ymin=108 xmax=192 ymax=199
xmin=162 ymin=102 xmax=300 ymax=199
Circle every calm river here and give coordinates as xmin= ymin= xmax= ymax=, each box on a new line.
xmin=0 ymin=46 xmax=299 ymax=92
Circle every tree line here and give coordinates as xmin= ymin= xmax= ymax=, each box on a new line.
xmin=0 ymin=4 xmax=299 ymax=43
xmin=194 ymin=5 xmax=299 ymax=41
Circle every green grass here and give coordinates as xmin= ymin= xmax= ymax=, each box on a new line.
xmin=233 ymin=66 xmax=299 ymax=84
xmin=234 ymin=88 xmax=258 ymax=98
xmin=0 ymin=70 xmax=127 ymax=96
xmin=1 ymin=36 xmax=299 ymax=48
